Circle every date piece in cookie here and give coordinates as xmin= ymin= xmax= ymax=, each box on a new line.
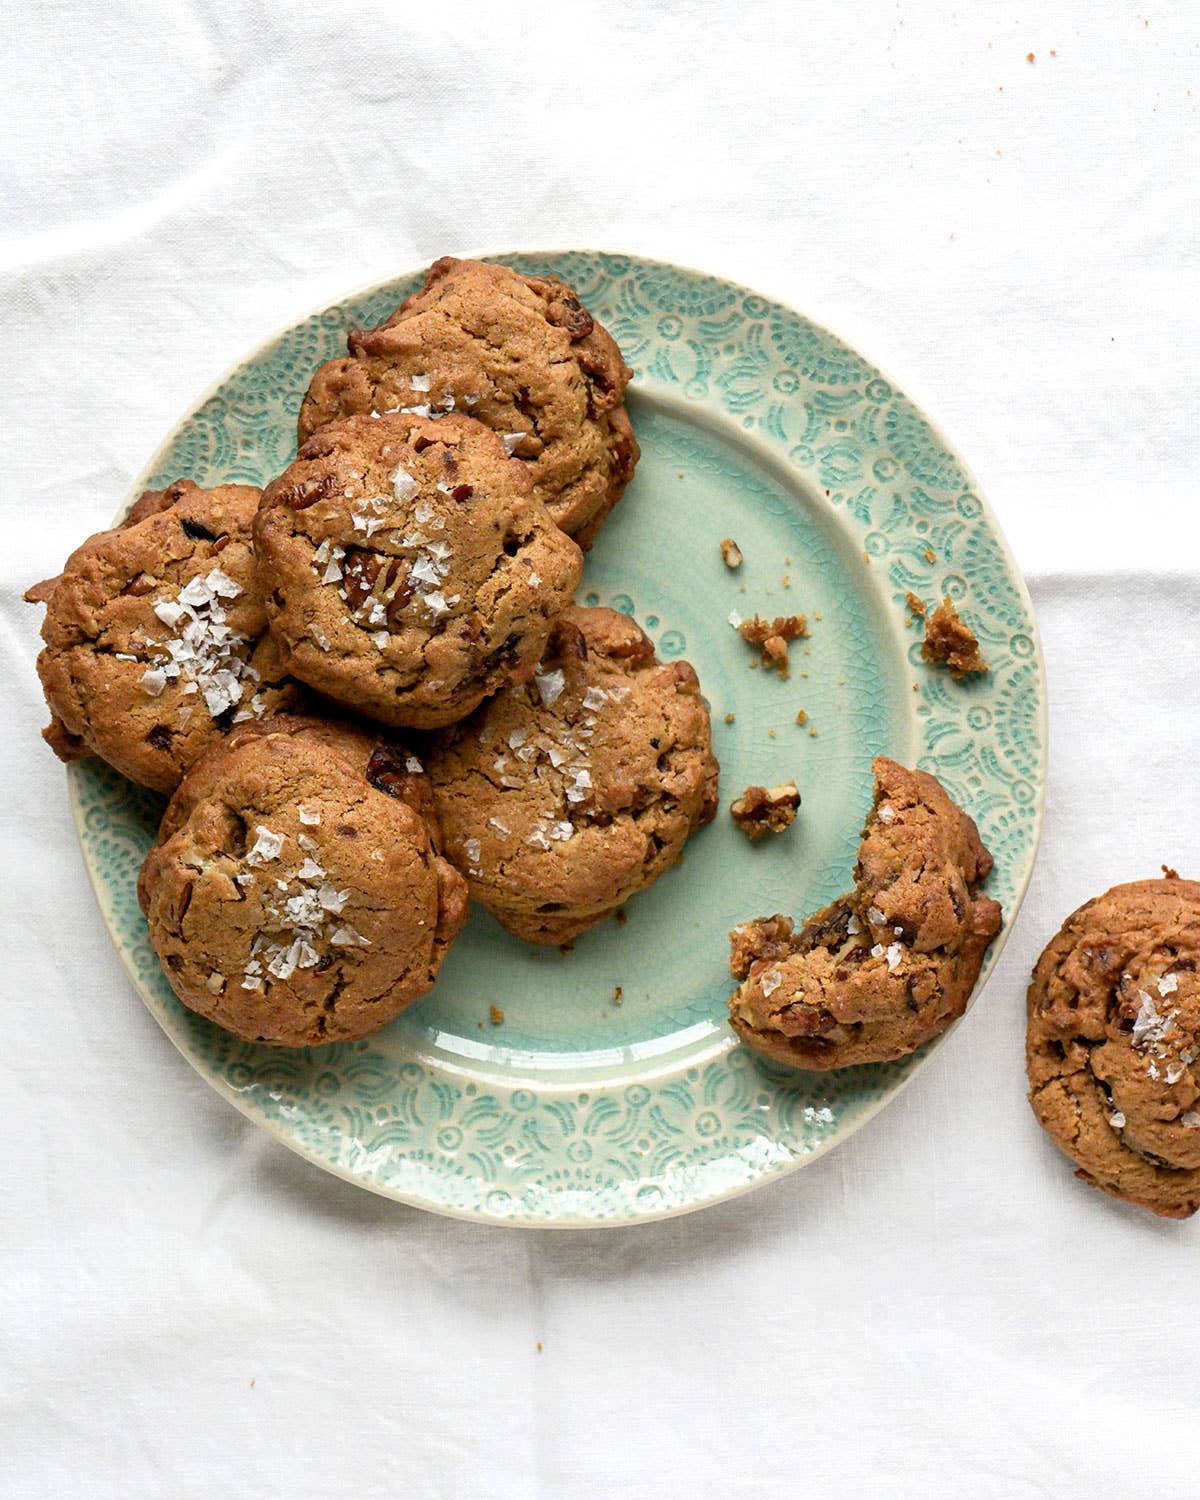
xmin=920 ymin=597 xmax=988 ymax=677
xmin=424 ymin=607 xmax=719 ymax=945
xmin=1026 ymin=876 xmax=1200 ymax=1219
xmin=298 ymin=257 xmax=639 ymax=547
xmin=731 ymin=782 xmax=800 ymax=840
xmin=25 ymin=480 xmax=302 ymax=794
xmin=138 ymin=716 xmax=467 ymax=1046
xmin=254 ymin=411 xmax=582 ymax=730
xmin=728 ymin=757 xmax=1001 ymax=1068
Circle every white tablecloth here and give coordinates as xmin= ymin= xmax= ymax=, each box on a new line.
xmin=5 ymin=4 xmax=1199 ymax=1495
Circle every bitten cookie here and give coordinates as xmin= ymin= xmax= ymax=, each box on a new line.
xmin=138 ymin=715 xmax=468 ymax=1046
xmin=424 ymin=607 xmax=719 ymax=945
xmin=254 ymin=410 xmax=582 ymax=729
xmin=25 ymin=479 xmax=302 ymax=794
xmin=297 ymin=256 xmax=639 ymax=546
xmin=1026 ymin=876 xmax=1200 ymax=1219
xmin=728 ymin=757 xmax=1001 ymax=1069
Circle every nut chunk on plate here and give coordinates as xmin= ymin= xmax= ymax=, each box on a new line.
xmin=138 ymin=716 xmax=467 ymax=1046
xmin=728 ymin=757 xmax=1001 ymax=1069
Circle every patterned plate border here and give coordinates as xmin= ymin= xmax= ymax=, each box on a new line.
xmin=69 ymin=250 xmax=1046 ymax=1226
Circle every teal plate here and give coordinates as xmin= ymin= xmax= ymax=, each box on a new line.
xmin=70 ymin=252 xmax=1046 ymax=1225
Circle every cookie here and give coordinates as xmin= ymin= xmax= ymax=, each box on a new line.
xmin=424 ymin=607 xmax=719 ymax=945
xmin=138 ymin=715 xmax=468 ymax=1046
xmin=25 ymin=479 xmax=302 ymax=794
xmin=1026 ymin=876 xmax=1200 ymax=1218
xmin=728 ymin=757 xmax=1001 ymax=1068
xmin=297 ymin=257 xmax=639 ymax=546
xmin=254 ymin=410 xmax=583 ymax=730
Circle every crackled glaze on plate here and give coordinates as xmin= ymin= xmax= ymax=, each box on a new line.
xmin=70 ymin=252 xmax=1046 ymax=1225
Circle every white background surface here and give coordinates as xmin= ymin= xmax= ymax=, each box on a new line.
xmin=4 ymin=3 xmax=1198 ymax=1495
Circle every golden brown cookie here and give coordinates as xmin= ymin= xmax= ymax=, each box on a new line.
xmin=25 ymin=480 xmax=302 ymax=794
xmin=728 ymin=757 xmax=1001 ymax=1068
xmin=254 ymin=410 xmax=582 ymax=730
xmin=1026 ymin=876 xmax=1200 ymax=1219
xmin=138 ymin=715 xmax=468 ymax=1046
xmin=423 ymin=607 xmax=719 ymax=945
xmin=297 ymin=257 xmax=639 ymax=546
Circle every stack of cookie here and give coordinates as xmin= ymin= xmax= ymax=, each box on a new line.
xmin=26 ymin=257 xmax=718 ymax=1046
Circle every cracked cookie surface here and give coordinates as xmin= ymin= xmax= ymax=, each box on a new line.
xmin=25 ymin=479 xmax=302 ymax=794
xmin=423 ymin=606 xmax=719 ymax=945
xmin=254 ymin=410 xmax=582 ymax=729
xmin=297 ymin=257 xmax=638 ymax=546
xmin=1027 ymin=876 xmax=1200 ymax=1218
xmin=728 ymin=757 xmax=1001 ymax=1069
xmin=138 ymin=715 xmax=467 ymax=1046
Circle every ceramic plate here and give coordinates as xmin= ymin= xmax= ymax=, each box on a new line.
xmin=71 ymin=251 xmax=1046 ymax=1225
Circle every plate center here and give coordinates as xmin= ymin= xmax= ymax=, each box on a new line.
xmin=398 ymin=390 xmax=913 ymax=1083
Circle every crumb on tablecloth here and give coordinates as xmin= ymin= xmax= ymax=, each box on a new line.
xmin=730 ymin=782 xmax=801 ymax=840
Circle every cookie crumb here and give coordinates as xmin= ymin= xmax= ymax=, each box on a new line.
xmin=905 ymin=591 xmax=927 ymax=625
xmin=768 ymin=729 xmax=776 ymax=739
xmin=921 ymin=598 xmax=988 ymax=678
xmin=736 ymin=614 xmax=809 ymax=678
xmin=795 ymin=709 xmax=807 ymax=726
xmin=1026 ymin=51 xmax=1035 ymax=62
xmin=923 ymin=549 xmax=936 ymax=564
xmin=537 ymin=1342 xmax=543 ymax=1352
xmin=614 ymin=985 xmax=623 ymax=1004
xmin=724 ymin=712 xmax=735 ymax=724
xmin=1163 ymin=865 xmax=1181 ymax=880
xmin=489 ymin=1004 xmax=505 ymax=1025
xmin=559 ymin=941 xmax=575 ymax=956
xmin=616 ymin=909 xmax=628 ymax=927
xmin=731 ymin=782 xmax=800 ymax=840
xmin=720 ymin=537 xmax=744 ymax=569
xmin=808 ymin=726 xmax=818 ymax=738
